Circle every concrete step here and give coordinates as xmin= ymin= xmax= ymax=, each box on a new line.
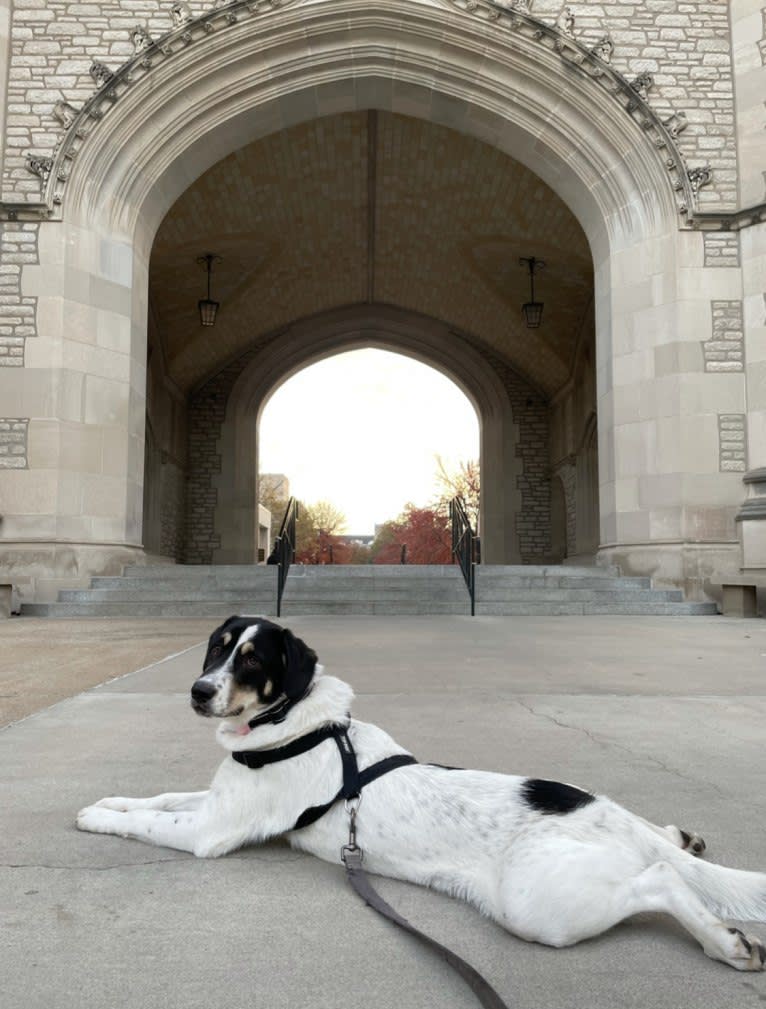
xmin=476 ymin=564 xmax=621 ymax=578
xmin=475 ymin=573 xmax=652 ymax=590
xmin=120 ymin=564 xmax=274 ymax=578
xmin=22 ymin=600 xmax=278 ymax=618
xmin=286 ymin=565 xmax=466 ymax=579
xmin=476 ymin=601 xmax=717 ymax=616
xmin=58 ymin=587 xmax=277 ymax=603
xmin=476 ymin=588 xmax=684 ymax=603
xmin=94 ymin=572 xmax=278 ymax=589
xmin=282 ymin=589 xmax=468 ymax=601
xmin=282 ymin=600 xmax=470 ymax=616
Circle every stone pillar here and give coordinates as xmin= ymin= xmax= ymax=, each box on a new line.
xmin=738 ymin=222 xmax=766 ymax=575
xmin=737 ymin=468 xmax=766 ymax=574
xmin=0 ymin=220 xmax=148 ymax=602
xmin=729 ymin=3 xmax=766 ymax=577
xmin=598 ymin=227 xmax=746 ymax=597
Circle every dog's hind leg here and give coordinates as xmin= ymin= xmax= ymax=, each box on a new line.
xmin=638 ymin=817 xmax=706 ymax=856
xmin=94 ymin=791 xmax=209 ymax=812
xmin=617 ymin=861 xmax=764 ymax=970
xmin=499 ymin=847 xmax=764 ymax=970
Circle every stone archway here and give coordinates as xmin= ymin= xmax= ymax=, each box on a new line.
xmin=3 ymin=0 xmax=746 ymax=600
xmin=203 ymin=304 xmax=529 ymax=565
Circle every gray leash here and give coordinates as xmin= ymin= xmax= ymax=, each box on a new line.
xmin=340 ymin=798 xmax=511 ymax=1009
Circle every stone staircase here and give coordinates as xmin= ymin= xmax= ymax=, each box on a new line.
xmin=21 ymin=563 xmax=718 ymax=617
xmin=282 ymin=565 xmax=470 ymax=615
xmin=474 ymin=566 xmax=716 ymax=615
xmin=21 ymin=565 xmax=279 ymax=619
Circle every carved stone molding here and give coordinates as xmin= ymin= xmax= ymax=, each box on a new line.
xmin=25 ymin=155 xmax=53 ymax=181
xmin=53 ymin=100 xmax=79 ymax=129
xmin=171 ymin=2 xmax=193 ymax=27
xmin=131 ymin=25 xmax=154 ymax=53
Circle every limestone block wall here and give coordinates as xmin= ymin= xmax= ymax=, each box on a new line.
xmin=462 ymin=335 xmax=552 ymax=562
xmin=730 ymin=0 xmax=766 ymax=207
xmin=0 ymin=221 xmax=37 ymax=365
xmin=185 ymin=358 xmax=252 ymax=565
xmin=0 ymin=418 xmax=29 ymax=469
xmin=0 ymin=0 xmax=743 ymax=210
xmin=532 ymin=0 xmax=738 ymax=209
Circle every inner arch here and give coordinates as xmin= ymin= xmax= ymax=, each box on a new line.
xmin=150 ymin=111 xmax=593 ymax=400
xmin=259 ymin=347 xmax=480 ymax=536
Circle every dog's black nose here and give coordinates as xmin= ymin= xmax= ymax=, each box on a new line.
xmin=191 ymin=679 xmax=217 ymax=703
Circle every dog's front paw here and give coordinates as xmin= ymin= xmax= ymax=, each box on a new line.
xmin=76 ymin=805 xmax=123 ymax=835
xmin=94 ymin=796 xmax=139 ymax=812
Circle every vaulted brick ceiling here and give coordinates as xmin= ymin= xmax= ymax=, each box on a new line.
xmin=149 ymin=111 xmax=593 ymax=397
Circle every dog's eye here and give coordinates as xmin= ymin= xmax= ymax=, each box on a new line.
xmin=209 ymin=645 xmax=223 ymax=659
xmin=244 ymin=655 xmax=260 ymax=669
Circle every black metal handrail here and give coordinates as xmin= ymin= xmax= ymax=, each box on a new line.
xmin=275 ymin=497 xmax=298 ymax=617
xmin=450 ymin=497 xmax=479 ymax=616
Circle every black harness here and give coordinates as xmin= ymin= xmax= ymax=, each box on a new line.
xmin=231 ymin=719 xmax=511 ymax=1009
xmin=231 ymin=721 xmax=417 ymax=831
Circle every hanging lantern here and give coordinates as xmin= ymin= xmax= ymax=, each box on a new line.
xmin=519 ymin=256 xmax=545 ymax=329
xmin=196 ymin=253 xmax=222 ymax=327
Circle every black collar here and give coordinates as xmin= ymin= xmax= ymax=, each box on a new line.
xmin=246 ymin=682 xmax=315 ymax=730
xmin=231 ymin=722 xmax=343 ymax=769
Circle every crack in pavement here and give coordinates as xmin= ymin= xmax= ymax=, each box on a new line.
xmin=515 ymin=698 xmax=727 ymax=798
xmin=1 ymin=853 xmax=306 ymax=871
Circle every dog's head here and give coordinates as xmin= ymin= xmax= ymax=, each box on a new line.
xmin=190 ymin=616 xmax=317 ymax=722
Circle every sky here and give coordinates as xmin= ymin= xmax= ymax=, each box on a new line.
xmin=259 ymin=348 xmax=480 ymax=534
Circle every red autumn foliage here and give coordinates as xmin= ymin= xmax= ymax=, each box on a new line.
xmin=296 ymin=528 xmax=355 ymax=565
xmin=372 ymin=504 xmax=452 ymax=565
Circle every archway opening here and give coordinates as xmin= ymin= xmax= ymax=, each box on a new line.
xmin=141 ymin=109 xmax=598 ymax=567
xmin=258 ymin=347 xmax=480 ymax=563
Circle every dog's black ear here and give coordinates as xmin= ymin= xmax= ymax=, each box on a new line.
xmin=281 ymin=628 xmax=317 ymax=699
xmin=207 ymin=614 xmax=241 ymax=648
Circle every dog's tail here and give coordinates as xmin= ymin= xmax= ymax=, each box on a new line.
xmin=670 ymin=851 xmax=766 ymax=922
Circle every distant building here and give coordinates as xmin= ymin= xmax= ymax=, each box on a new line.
xmin=337 ymin=534 xmax=375 ymax=547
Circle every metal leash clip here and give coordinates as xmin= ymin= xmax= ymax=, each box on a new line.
xmin=340 ymin=794 xmax=363 ymax=868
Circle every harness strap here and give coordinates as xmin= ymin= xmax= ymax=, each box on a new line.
xmin=292 ymin=753 xmax=417 ymax=830
xmin=231 ymin=723 xmax=417 ymax=830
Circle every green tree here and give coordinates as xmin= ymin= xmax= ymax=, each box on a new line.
xmin=295 ymin=499 xmax=348 ymax=563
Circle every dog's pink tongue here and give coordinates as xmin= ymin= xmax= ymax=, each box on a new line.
xmin=235 ymin=723 xmax=252 ymax=736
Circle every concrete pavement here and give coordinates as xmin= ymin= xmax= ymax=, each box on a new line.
xmin=3 ymin=614 xmax=766 ymax=1009
xmin=0 ymin=618 xmax=215 ymax=727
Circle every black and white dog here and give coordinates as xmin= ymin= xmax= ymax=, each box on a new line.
xmin=78 ymin=616 xmax=766 ymax=970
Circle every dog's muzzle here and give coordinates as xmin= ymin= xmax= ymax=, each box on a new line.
xmin=190 ymin=678 xmax=217 ymax=714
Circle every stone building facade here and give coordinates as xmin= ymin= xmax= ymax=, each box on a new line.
xmin=0 ymin=0 xmax=764 ymax=605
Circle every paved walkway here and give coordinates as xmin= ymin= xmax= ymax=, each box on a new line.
xmin=2 ymin=614 xmax=766 ymax=1009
